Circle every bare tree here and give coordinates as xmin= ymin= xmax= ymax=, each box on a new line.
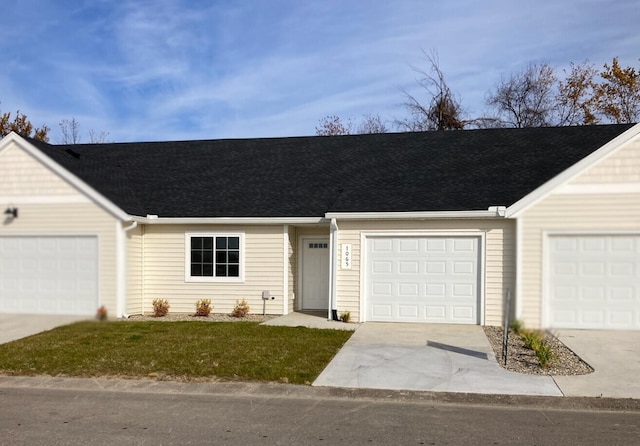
xmin=58 ymin=117 xmax=81 ymax=144
xmin=58 ymin=117 xmax=112 ymax=144
xmin=396 ymin=51 xmax=465 ymax=131
xmin=485 ymin=63 xmax=557 ymax=128
xmin=315 ymin=115 xmax=353 ymax=136
xmin=0 ymin=106 xmax=49 ymax=141
xmin=88 ymin=129 xmax=111 ymax=143
xmin=357 ymin=114 xmax=388 ymax=134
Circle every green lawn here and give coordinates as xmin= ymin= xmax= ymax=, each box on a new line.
xmin=0 ymin=321 xmax=353 ymax=384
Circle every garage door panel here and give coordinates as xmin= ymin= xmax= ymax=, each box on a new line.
xmin=426 ymin=239 xmax=446 ymax=251
xmin=547 ymin=234 xmax=640 ymax=329
xmin=612 ymin=287 xmax=634 ymax=301
xmin=399 ymin=239 xmax=419 ymax=251
xmin=426 ymin=305 xmax=446 ymax=319
xmin=426 ymin=261 xmax=445 ymax=274
xmin=426 ymin=283 xmax=445 ymax=296
xmin=453 ymin=238 xmax=475 ymax=252
xmin=372 ymin=239 xmax=392 ymax=252
xmin=372 ymin=304 xmax=392 ymax=318
xmin=452 ymin=306 xmax=474 ymax=320
xmin=0 ymin=236 xmax=98 ymax=315
xmin=398 ymin=282 xmax=419 ymax=296
xmin=453 ymin=261 xmax=473 ymax=274
xmin=372 ymin=261 xmax=392 ymax=273
xmin=399 ymin=261 xmax=419 ymax=273
xmin=366 ymin=236 xmax=480 ymax=324
xmin=398 ymin=305 xmax=419 ymax=318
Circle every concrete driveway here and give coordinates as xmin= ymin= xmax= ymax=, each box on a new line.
xmin=553 ymin=330 xmax=640 ymax=399
xmin=313 ymin=322 xmax=562 ymax=396
xmin=0 ymin=314 xmax=89 ymax=344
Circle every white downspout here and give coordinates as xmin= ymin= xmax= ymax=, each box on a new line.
xmin=515 ymin=216 xmax=522 ymax=322
xmin=329 ymin=218 xmax=338 ymax=321
xmin=117 ymin=220 xmax=138 ymax=318
xmin=283 ymin=224 xmax=289 ymax=315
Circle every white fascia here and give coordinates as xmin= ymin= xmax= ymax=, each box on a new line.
xmin=506 ymin=122 xmax=640 ymax=219
xmin=1 ymin=132 xmax=129 ymax=222
xmin=131 ymin=216 xmax=327 ymax=225
xmin=325 ymin=207 xmax=507 ymax=220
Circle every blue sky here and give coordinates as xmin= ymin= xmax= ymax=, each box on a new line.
xmin=1 ymin=0 xmax=638 ymax=142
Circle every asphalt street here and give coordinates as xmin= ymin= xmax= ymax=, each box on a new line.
xmin=0 ymin=383 xmax=639 ymax=445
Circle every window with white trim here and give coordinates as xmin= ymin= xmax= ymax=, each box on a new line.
xmin=185 ymin=233 xmax=244 ymax=282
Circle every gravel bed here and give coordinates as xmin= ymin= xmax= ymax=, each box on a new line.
xmin=122 ymin=313 xmax=277 ymax=323
xmin=484 ymin=326 xmax=593 ymax=376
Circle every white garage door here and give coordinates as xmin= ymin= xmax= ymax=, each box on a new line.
xmin=0 ymin=236 xmax=98 ymax=315
xmin=365 ymin=236 xmax=481 ymax=324
xmin=547 ymin=234 xmax=640 ymax=329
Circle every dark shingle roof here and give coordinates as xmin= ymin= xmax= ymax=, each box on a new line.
xmin=28 ymin=124 xmax=635 ymax=218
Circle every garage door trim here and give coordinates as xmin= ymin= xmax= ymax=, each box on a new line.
xmin=360 ymin=231 xmax=485 ymax=324
xmin=543 ymin=230 xmax=640 ymax=329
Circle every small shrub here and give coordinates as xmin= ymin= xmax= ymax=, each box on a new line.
xmin=535 ymin=339 xmax=554 ymax=367
xmin=152 ymin=299 xmax=170 ymax=317
xmin=195 ymin=299 xmax=212 ymax=317
xmin=339 ymin=311 xmax=351 ymax=323
xmin=96 ymin=306 xmax=108 ymax=321
xmin=519 ymin=329 xmax=555 ymax=367
xmin=520 ymin=330 xmax=540 ymax=350
xmin=509 ymin=319 xmax=524 ymax=334
xmin=231 ymin=299 xmax=250 ymax=318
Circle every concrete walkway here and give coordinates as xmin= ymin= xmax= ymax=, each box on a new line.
xmin=553 ymin=329 xmax=640 ymax=399
xmin=0 ymin=314 xmax=90 ymax=345
xmin=312 ymin=322 xmax=562 ymax=396
xmin=261 ymin=311 xmax=359 ymax=331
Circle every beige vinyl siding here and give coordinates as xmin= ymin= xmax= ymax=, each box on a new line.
xmin=0 ymin=142 xmax=84 ymax=197
xmin=0 ymin=142 xmax=119 ymax=315
xmin=519 ymin=193 xmax=640 ymax=328
xmin=335 ymin=219 xmax=515 ymax=325
xmin=126 ymin=223 xmax=144 ymax=315
xmin=142 ymin=224 xmax=287 ymax=315
xmin=571 ymin=136 xmax=640 ymax=184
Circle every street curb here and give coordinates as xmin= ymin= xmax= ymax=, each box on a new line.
xmin=1 ymin=375 xmax=639 ymax=412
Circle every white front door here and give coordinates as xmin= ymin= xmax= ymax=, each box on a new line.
xmin=301 ymin=238 xmax=330 ymax=310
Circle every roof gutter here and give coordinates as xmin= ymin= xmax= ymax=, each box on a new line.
xmin=325 ymin=207 xmax=507 ymax=220
xmin=130 ymin=215 xmax=327 ymax=225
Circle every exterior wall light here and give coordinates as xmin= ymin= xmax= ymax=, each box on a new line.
xmin=4 ymin=207 xmax=18 ymax=218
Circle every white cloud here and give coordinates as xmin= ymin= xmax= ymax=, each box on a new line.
xmin=0 ymin=0 xmax=638 ymax=142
